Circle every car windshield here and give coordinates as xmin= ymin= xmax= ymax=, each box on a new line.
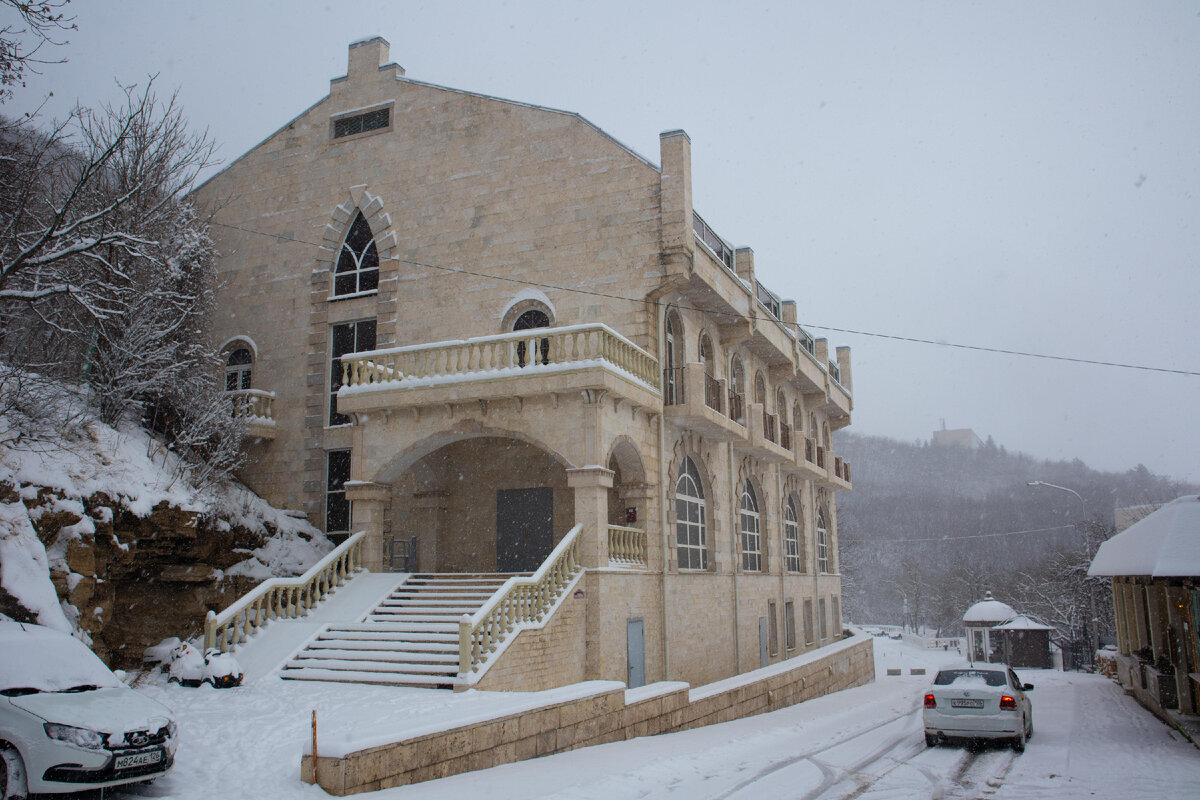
xmin=934 ymin=669 xmax=1007 ymax=687
xmin=0 ymin=625 xmax=122 ymax=693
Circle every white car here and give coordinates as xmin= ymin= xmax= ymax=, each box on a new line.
xmin=0 ymin=621 xmax=178 ymax=798
xmin=923 ymin=664 xmax=1034 ymax=751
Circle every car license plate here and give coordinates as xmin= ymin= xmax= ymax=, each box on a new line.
xmin=114 ymin=750 xmax=162 ymax=770
xmin=951 ymin=698 xmax=985 ymax=708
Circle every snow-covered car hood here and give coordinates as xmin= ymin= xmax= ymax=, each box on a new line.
xmin=9 ymin=687 xmax=173 ymax=734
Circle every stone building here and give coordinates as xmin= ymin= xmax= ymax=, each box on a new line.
xmin=195 ymin=38 xmax=856 ymax=690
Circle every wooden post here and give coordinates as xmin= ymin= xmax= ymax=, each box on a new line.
xmin=311 ymin=710 xmax=318 ymax=786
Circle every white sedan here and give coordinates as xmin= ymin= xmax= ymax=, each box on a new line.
xmin=923 ymin=664 xmax=1034 ymax=751
xmin=0 ymin=621 xmax=178 ymax=798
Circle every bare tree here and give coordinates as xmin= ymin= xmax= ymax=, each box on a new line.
xmin=0 ymin=0 xmax=74 ymax=103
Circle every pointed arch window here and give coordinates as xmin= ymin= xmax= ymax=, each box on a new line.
xmin=513 ymin=308 xmax=550 ymax=367
xmin=675 ymin=457 xmax=707 ymax=570
xmin=785 ymin=497 xmax=803 ymax=573
xmin=334 ymin=211 xmax=380 ymax=297
xmin=225 ymin=347 xmax=252 ymax=392
xmin=729 ymin=355 xmax=746 ymax=424
xmin=740 ymin=480 xmax=762 ymax=572
xmin=817 ymin=508 xmax=830 ymax=573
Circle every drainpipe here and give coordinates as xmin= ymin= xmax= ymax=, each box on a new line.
xmin=657 ymin=300 xmax=672 ymax=681
xmin=731 ymin=442 xmax=741 ymax=673
xmin=777 ymin=466 xmax=786 ymax=653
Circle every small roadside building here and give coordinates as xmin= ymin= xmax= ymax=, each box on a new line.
xmin=964 ymin=592 xmax=1017 ymax=663
xmin=992 ymin=614 xmax=1054 ymax=670
xmin=1089 ymin=495 xmax=1200 ymax=719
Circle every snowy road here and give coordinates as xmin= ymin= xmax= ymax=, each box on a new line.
xmin=91 ymin=637 xmax=1198 ymax=800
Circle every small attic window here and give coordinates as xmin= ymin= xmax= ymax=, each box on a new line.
xmin=333 ymin=107 xmax=390 ymax=139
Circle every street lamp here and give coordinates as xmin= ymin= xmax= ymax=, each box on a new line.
xmin=1026 ymin=480 xmax=1099 ymax=668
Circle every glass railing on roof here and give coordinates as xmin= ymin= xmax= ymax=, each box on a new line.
xmin=692 ymin=211 xmax=735 ymax=272
xmin=755 ymin=281 xmax=782 ymax=321
xmin=797 ymin=325 xmax=816 ymax=356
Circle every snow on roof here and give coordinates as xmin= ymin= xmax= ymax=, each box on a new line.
xmin=1089 ymin=495 xmax=1200 ymax=577
xmin=963 ymin=592 xmax=1017 ymax=623
xmin=993 ymin=614 xmax=1054 ymax=631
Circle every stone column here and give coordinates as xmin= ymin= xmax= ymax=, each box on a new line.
xmin=567 ymin=466 xmax=615 ymax=569
xmin=345 ymin=481 xmax=391 ymax=572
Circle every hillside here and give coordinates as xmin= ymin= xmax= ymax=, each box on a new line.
xmin=834 ymin=431 xmax=1195 ymax=641
xmin=0 ymin=378 xmax=332 ymax=665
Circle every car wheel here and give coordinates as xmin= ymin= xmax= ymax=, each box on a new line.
xmin=0 ymin=745 xmax=29 ymax=800
xmin=925 ymin=732 xmax=938 ymax=747
xmin=1012 ymin=720 xmax=1027 ymax=753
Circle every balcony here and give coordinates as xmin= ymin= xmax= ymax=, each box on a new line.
xmin=830 ymin=456 xmax=852 ymax=490
xmin=338 ymin=323 xmax=661 ymax=415
xmin=784 ymin=436 xmax=826 ymax=482
xmin=607 ymin=525 xmax=648 ymax=568
xmin=738 ymin=402 xmax=792 ymax=463
xmin=663 ymin=362 xmax=744 ymax=441
xmin=228 ymin=389 xmax=276 ymax=440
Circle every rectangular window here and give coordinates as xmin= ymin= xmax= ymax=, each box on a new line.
xmin=326 ymin=449 xmax=351 ymax=535
xmin=819 ymin=598 xmax=828 ymax=641
xmin=330 ymin=319 xmax=376 ymax=425
xmin=832 ymin=597 xmax=841 ymax=637
xmin=803 ymin=599 xmax=815 ymax=645
xmin=785 ymin=601 xmax=797 ymax=650
xmin=768 ymin=599 xmax=779 ymax=656
xmin=333 ymin=107 xmax=390 ymax=139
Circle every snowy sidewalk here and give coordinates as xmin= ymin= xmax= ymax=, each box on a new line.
xmin=232 ymin=571 xmax=407 ymax=682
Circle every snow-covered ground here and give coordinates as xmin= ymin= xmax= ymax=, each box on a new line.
xmin=91 ymin=635 xmax=1200 ymax=799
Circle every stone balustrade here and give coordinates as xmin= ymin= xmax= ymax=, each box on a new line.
xmin=342 ymin=324 xmax=661 ymax=392
xmin=227 ymin=388 xmax=275 ymax=421
xmin=606 ymin=524 xmax=647 ymax=568
xmin=204 ymin=531 xmax=365 ymax=652
xmin=459 ymin=524 xmax=583 ymax=677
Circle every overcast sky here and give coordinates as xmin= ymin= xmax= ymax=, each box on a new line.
xmin=9 ymin=1 xmax=1200 ymax=485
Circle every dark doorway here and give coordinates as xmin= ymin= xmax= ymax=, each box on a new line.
xmin=496 ymin=487 xmax=554 ymax=572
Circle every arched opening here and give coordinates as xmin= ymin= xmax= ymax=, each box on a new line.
xmin=334 ymin=210 xmax=380 ymax=296
xmin=817 ymin=507 xmax=830 ymax=573
xmin=514 ymin=308 xmax=551 ymax=367
xmin=699 ymin=332 xmax=719 ymax=411
xmin=224 ymin=347 xmax=252 ymax=391
xmin=740 ymin=480 xmax=762 ymax=572
xmin=386 ymin=435 xmax=572 ymax=573
xmin=675 ymin=457 xmax=707 ymax=570
xmin=664 ymin=310 xmax=684 ymax=405
xmin=784 ymin=496 xmax=803 ymax=572
xmin=729 ymin=355 xmax=746 ymax=424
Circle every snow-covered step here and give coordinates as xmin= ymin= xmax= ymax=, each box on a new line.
xmin=280 ymin=668 xmax=463 ymax=687
xmin=292 ymin=648 xmax=457 ymax=664
xmin=307 ymin=638 xmax=457 ymax=653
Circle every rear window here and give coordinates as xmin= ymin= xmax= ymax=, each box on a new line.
xmin=933 ymin=668 xmax=1007 ymax=687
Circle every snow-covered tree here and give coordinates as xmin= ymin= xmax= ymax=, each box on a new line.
xmin=0 ymin=0 xmax=74 ymax=103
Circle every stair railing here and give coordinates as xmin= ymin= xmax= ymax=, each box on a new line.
xmin=458 ymin=524 xmax=583 ymax=676
xmin=606 ymin=524 xmax=647 ymax=568
xmin=204 ymin=530 xmax=366 ymax=652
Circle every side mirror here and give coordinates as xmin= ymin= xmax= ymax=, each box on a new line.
xmin=1022 ymin=683 xmax=1034 ymax=691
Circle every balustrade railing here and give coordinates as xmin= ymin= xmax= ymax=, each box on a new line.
xmin=663 ymin=367 xmax=684 ymax=406
xmin=459 ymin=524 xmax=583 ymax=676
xmin=342 ymin=324 xmax=660 ymax=393
xmin=227 ymin=389 xmax=275 ymax=421
xmin=704 ymin=372 xmax=723 ymax=412
xmin=203 ymin=531 xmax=365 ymax=652
xmin=607 ymin=524 xmax=647 ymax=568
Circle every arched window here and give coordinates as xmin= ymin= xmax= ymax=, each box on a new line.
xmin=334 ymin=211 xmax=380 ymax=297
xmin=754 ymin=371 xmax=767 ymax=406
xmin=785 ymin=497 xmax=803 ymax=572
xmin=225 ymin=348 xmax=252 ymax=391
xmin=699 ymin=333 xmax=719 ymax=412
xmin=729 ymin=355 xmax=746 ymax=424
xmin=664 ymin=311 xmax=683 ymax=405
xmin=817 ymin=508 xmax=830 ymax=573
xmin=513 ymin=308 xmax=550 ymax=367
xmin=794 ymin=402 xmax=804 ymax=434
xmin=740 ymin=480 xmax=762 ymax=572
xmin=675 ymin=457 xmax=707 ymax=570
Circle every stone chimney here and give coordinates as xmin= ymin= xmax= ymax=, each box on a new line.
xmin=346 ymin=36 xmax=403 ymax=81
xmin=659 ymin=130 xmax=694 ymax=264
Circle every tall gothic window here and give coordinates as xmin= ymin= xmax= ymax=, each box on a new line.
xmin=817 ymin=508 xmax=830 ymax=573
xmin=329 ymin=319 xmax=376 ymax=425
xmin=675 ymin=457 xmax=707 ymax=570
xmin=740 ymin=480 xmax=762 ymax=572
xmin=334 ymin=211 xmax=380 ymax=297
xmin=784 ymin=497 xmax=803 ymax=572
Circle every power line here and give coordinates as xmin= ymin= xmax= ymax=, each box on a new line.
xmin=844 ymin=524 xmax=1080 ymax=545
xmin=207 ymin=219 xmax=1200 ymax=378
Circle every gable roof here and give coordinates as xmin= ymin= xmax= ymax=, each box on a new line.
xmin=1088 ymin=495 xmax=1200 ymax=578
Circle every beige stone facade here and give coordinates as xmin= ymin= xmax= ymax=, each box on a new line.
xmin=197 ymin=38 xmax=855 ymax=689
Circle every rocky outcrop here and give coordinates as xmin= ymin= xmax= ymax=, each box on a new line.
xmin=5 ymin=482 xmax=298 ymax=668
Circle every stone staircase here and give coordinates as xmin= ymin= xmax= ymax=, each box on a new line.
xmin=279 ymin=573 xmax=520 ymax=688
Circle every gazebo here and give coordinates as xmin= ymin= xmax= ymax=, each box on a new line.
xmin=963 ymin=592 xmax=1017 ymax=663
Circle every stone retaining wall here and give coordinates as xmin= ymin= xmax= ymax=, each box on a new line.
xmin=302 ymin=633 xmax=874 ymax=794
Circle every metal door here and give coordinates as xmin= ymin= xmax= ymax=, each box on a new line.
xmin=496 ymin=487 xmax=554 ymax=572
xmin=759 ymin=617 xmax=769 ymax=668
xmin=627 ymin=618 xmax=646 ymax=688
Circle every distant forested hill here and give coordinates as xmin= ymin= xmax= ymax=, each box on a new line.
xmin=834 ymin=431 xmax=1195 ymax=640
